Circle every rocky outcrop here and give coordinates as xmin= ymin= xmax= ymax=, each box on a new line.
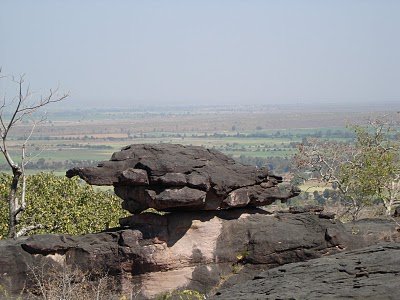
xmin=66 ymin=144 xmax=300 ymax=212
xmin=2 ymin=144 xmax=396 ymax=299
xmin=1 ymin=210 xmax=398 ymax=299
xmin=213 ymin=242 xmax=400 ymax=299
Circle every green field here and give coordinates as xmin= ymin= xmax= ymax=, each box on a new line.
xmin=3 ymin=106 xmax=386 ymax=174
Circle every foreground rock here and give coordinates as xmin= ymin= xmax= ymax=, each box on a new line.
xmin=213 ymin=242 xmax=400 ymax=299
xmin=1 ymin=210 xmax=399 ymax=299
xmin=66 ymin=144 xmax=300 ymax=212
xmin=2 ymin=210 xmax=394 ymax=299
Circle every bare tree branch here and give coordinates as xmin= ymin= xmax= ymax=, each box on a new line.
xmin=0 ymin=68 xmax=69 ymax=238
xmin=295 ymin=116 xmax=400 ymax=220
xmin=15 ymin=224 xmax=44 ymax=238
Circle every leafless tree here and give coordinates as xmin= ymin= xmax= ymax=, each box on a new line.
xmin=0 ymin=68 xmax=68 ymax=238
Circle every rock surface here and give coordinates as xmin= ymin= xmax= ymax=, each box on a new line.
xmin=5 ymin=144 xmax=398 ymax=298
xmin=1 ymin=210 xmax=398 ymax=299
xmin=66 ymin=144 xmax=300 ymax=212
xmin=213 ymin=242 xmax=400 ymax=299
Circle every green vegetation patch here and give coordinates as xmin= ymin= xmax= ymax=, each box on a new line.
xmin=0 ymin=173 xmax=127 ymax=238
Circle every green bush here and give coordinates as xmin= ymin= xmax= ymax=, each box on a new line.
xmin=157 ymin=289 xmax=205 ymax=300
xmin=0 ymin=172 xmax=127 ymax=238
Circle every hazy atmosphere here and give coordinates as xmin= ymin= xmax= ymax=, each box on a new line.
xmin=2 ymin=2 xmax=400 ymax=299
xmin=1 ymin=0 xmax=399 ymax=107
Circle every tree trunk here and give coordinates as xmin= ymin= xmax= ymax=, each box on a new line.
xmin=386 ymin=205 xmax=392 ymax=216
xmin=7 ymin=168 xmax=22 ymax=238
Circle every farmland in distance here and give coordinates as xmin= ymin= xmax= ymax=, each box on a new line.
xmin=1 ymin=104 xmax=397 ymax=178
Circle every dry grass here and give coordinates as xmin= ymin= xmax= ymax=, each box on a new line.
xmin=25 ymin=263 xmax=122 ymax=300
xmin=322 ymin=202 xmax=387 ymax=223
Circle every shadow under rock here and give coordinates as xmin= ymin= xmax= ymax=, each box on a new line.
xmin=120 ymin=207 xmax=271 ymax=247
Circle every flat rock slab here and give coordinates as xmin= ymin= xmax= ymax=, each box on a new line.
xmin=213 ymin=242 xmax=400 ymax=299
xmin=67 ymin=144 xmax=300 ymax=212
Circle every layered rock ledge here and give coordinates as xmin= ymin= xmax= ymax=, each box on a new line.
xmin=213 ymin=242 xmax=400 ymax=299
xmin=66 ymin=144 xmax=300 ymax=212
xmin=2 ymin=210 xmax=395 ymax=299
xmin=2 ymin=144 xmax=397 ymax=299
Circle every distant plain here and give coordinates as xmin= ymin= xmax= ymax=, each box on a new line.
xmin=1 ymin=103 xmax=398 ymax=177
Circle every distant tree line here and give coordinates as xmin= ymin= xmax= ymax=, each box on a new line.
xmin=234 ymin=155 xmax=293 ymax=174
xmin=0 ymin=159 xmax=98 ymax=172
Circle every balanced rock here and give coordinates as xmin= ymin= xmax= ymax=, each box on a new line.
xmin=67 ymin=144 xmax=300 ymax=213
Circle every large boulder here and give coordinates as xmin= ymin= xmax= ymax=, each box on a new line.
xmin=66 ymin=144 xmax=300 ymax=212
xmin=2 ymin=209 xmax=392 ymax=299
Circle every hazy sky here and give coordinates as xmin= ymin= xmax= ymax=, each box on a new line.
xmin=1 ymin=0 xmax=399 ymax=107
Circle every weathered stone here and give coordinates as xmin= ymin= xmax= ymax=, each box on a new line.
xmin=116 ymin=186 xmax=156 ymax=213
xmin=118 ymin=168 xmax=149 ymax=185
xmin=289 ymin=204 xmax=324 ymax=214
xmin=151 ymin=173 xmax=187 ymax=186
xmin=213 ymin=242 xmax=400 ymax=299
xmin=186 ymin=172 xmax=211 ymax=191
xmin=66 ymin=160 xmax=135 ymax=185
xmin=154 ymin=187 xmax=207 ymax=210
xmin=319 ymin=211 xmax=336 ymax=219
xmin=66 ymin=144 xmax=300 ymax=212
xmin=1 ymin=210 xmax=398 ymax=299
xmin=223 ymin=189 xmax=250 ymax=207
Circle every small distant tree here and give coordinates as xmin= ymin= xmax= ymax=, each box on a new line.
xmin=295 ymin=116 xmax=400 ymax=220
xmin=0 ymin=69 xmax=68 ymax=238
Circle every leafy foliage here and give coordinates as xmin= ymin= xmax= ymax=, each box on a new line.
xmin=347 ymin=122 xmax=400 ymax=215
xmin=157 ymin=289 xmax=205 ymax=300
xmin=295 ymin=117 xmax=400 ymax=219
xmin=0 ymin=173 xmax=126 ymax=238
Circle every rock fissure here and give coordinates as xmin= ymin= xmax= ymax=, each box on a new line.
xmin=21 ymin=242 xmax=72 ymax=256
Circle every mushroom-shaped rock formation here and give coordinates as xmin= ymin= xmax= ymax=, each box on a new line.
xmin=66 ymin=144 xmax=300 ymax=213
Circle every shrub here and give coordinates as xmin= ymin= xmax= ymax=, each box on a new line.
xmin=26 ymin=263 xmax=120 ymax=300
xmin=157 ymin=289 xmax=206 ymax=300
xmin=0 ymin=172 xmax=127 ymax=238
